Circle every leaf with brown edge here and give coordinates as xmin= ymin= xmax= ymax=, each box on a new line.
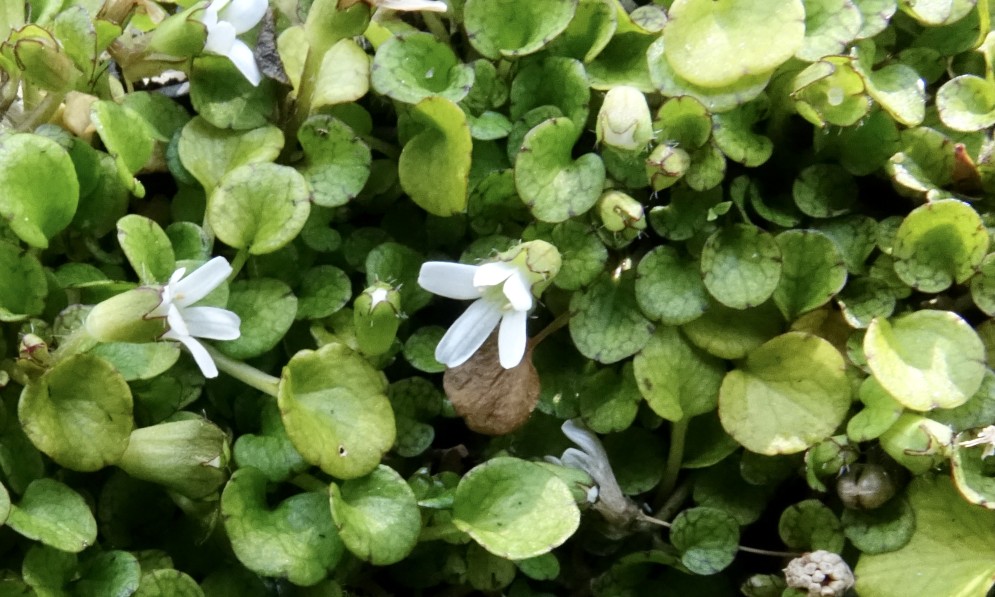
xmin=443 ymin=334 xmax=540 ymax=435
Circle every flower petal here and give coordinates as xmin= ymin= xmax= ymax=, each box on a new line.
xmin=418 ymin=262 xmax=482 ymax=300
xmin=173 ymin=257 xmax=232 ymax=307
xmin=498 ymin=308 xmax=527 ymax=369
xmin=165 ymin=304 xmax=189 ymax=337
xmin=204 ymin=20 xmax=236 ymax=54
xmin=169 ymin=334 xmax=219 ymax=378
xmin=435 ymin=298 xmax=502 ymax=368
xmin=218 ymin=0 xmax=267 ymax=33
xmin=223 ymin=39 xmax=262 ymax=86
xmin=181 ymin=306 xmax=241 ymax=340
xmin=473 ymin=261 xmax=516 ymax=288
xmin=502 ymin=270 xmax=533 ymax=312
xmin=376 ymin=0 xmax=449 ymax=11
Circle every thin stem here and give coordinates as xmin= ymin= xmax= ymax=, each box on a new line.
xmin=653 ymin=479 xmax=690 ymax=522
xmin=15 ymin=91 xmax=64 ymax=132
xmin=657 ymin=418 xmax=688 ymax=500
xmin=418 ymin=521 xmax=464 ymax=543
xmin=228 ymin=249 xmax=249 ymax=283
xmin=531 ymin=310 xmax=571 ymax=347
xmin=204 ymin=344 xmax=280 ymax=397
xmin=636 ymin=512 xmax=671 ymax=528
xmin=738 ymin=546 xmax=800 ymax=558
xmin=360 ymin=134 xmax=401 ymax=159
xmin=422 ymin=12 xmax=449 ymax=42
xmin=289 ymin=473 xmax=328 ymax=493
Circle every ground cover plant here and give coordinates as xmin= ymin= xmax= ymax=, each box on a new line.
xmin=3 ymin=0 xmax=995 ymax=595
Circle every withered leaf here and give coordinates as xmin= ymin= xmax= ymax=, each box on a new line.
xmin=443 ymin=334 xmax=540 ymax=435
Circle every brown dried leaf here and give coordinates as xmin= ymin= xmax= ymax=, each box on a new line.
xmin=443 ymin=334 xmax=540 ymax=435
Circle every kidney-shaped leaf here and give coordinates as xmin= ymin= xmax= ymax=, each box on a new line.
xmin=892 ymin=199 xmax=987 ymax=293
xmin=372 ymin=32 xmax=474 ymax=104
xmin=398 ymin=97 xmax=472 ymax=217
xmin=7 ymin=479 xmax=97 ymax=553
xmin=329 ymin=465 xmax=420 ymax=565
xmin=464 ymin=0 xmax=577 ymax=59
xmin=0 ymin=133 xmax=79 ymax=248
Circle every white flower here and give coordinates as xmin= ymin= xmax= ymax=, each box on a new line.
xmin=201 ymin=0 xmax=267 ymax=86
xmin=960 ymin=425 xmax=995 ymax=458
xmin=373 ymin=0 xmax=448 ymax=12
xmin=418 ymin=260 xmax=533 ymax=369
xmin=596 ymin=86 xmax=653 ymax=151
xmin=148 ymin=257 xmax=241 ymax=378
xmin=549 ymin=419 xmax=626 ymax=506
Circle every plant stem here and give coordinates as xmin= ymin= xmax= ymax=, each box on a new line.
xmin=228 ymin=249 xmax=249 ymax=282
xmin=204 ymin=344 xmax=280 ymax=397
xmin=360 ymin=134 xmax=401 ymax=159
xmin=737 ymin=546 xmax=800 ymax=558
xmin=653 ymin=479 xmax=690 ymax=522
xmin=657 ymin=418 xmax=688 ymax=500
xmin=422 ymin=12 xmax=449 ymax=42
xmin=531 ymin=310 xmax=571 ymax=347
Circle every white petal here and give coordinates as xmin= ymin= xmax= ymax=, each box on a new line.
xmin=418 ymin=262 xmax=482 ymax=300
xmin=473 ymin=261 xmax=516 ymax=288
xmin=204 ymin=20 xmax=236 ymax=54
xmin=502 ymin=270 xmax=533 ymax=312
xmin=224 ymin=39 xmax=262 ymax=86
xmin=218 ymin=0 xmax=267 ymax=33
xmin=435 ymin=299 xmax=502 ymax=368
xmin=498 ymin=308 xmax=527 ymax=369
xmin=562 ymin=419 xmax=606 ymax=460
xmin=181 ymin=306 xmax=241 ymax=340
xmin=173 ymin=257 xmax=232 ymax=307
xmin=377 ymin=0 xmax=448 ymax=11
xmin=171 ymin=334 xmax=219 ymax=378
xmin=165 ymin=304 xmax=189 ymax=337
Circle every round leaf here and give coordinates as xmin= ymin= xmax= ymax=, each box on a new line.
xmin=278 ymin=343 xmax=395 ymax=479
xmin=971 ymin=253 xmax=995 ymax=316
xmin=217 ymin=278 xmax=297 ymax=359
xmin=778 ymin=499 xmax=845 ymax=552
xmin=208 ymin=163 xmax=311 ymax=255
xmin=864 ymin=310 xmax=985 ymax=410
xmin=719 ymin=332 xmax=851 ymax=454
xmin=177 ymin=117 xmax=284 ymax=192
xmin=772 ymin=230 xmax=848 ymax=320
xmin=222 ymin=468 xmax=344 ymax=586
xmin=452 ymin=457 xmax=580 ymax=560
xmin=793 ymin=164 xmax=858 ymax=218
xmin=670 ymin=507 xmax=740 ymax=575
xmin=464 ymin=0 xmax=577 ymax=59
xmin=298 ymin=115 xmax=372 ymax=208
xmin=937 ymin=74 xmax=995 ymax=132
xmin=701 ymin=224 xmax=782 ymax=310
xmin=635 ymin=245 xmax=709 ymax=325
xmin=796 ymin=0 xmax=862 ymax=61
xmin=0 ymin=133 xmax=79 ymax=248
xmin=569 ymin=271 xmax=655 ymax=364
xmin=398 ymin=97 xmax=472 ymax=217
xmin=663 ymin=0 xmax=805 ymax=88
xmin=0 ymin=240 xmax=46 ymax=321
xmin=7 ymin=479 xmax=97 ymax=553
xmin=515 ymin=117 xmax=605 ymax=223
xmin=371 ymin=32 xmax=474 ymax=104
xmin=297 ymin=265 xmax=351 ymax=320
xmin=117 ymin=214 xmax=176 ymax=284
xmin=634 ymin=326 xmax=724 ymax=421
xmin=19 ymin=354 xmax=133 ymax=472
xmin=892 ymin=198 xmax=987 ymax=293
xmin=329 ymin=465 xmax=420 ymax=565
xmin=841 ymin=497 xmax=915 ymax=555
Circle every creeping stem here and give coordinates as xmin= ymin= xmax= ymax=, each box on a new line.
xmin=204 ymin=343 xmax=280 ymax=397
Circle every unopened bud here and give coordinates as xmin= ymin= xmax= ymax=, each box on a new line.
xmin=597 ymin=86 xmax=653 ymax=151
xmin=354 ymin=283 xmax=402 ymax=356
xmin=148 ymin=3 xmax=209 ymax=57
xmin=598 ymin=191 xmax=646 ymax=233
xmin=496 ymin=240 xmax=562 ymax=295
xmin=85 ymin=287 xmax=167 ymax=343
xmin=646 ymin=144 xmax=690 ymax=191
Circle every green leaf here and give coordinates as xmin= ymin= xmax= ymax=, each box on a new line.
xmin=814 ymin=109 xmax=901 ymax=176
xmin=398 ymin=97 xmax=472 ymax=217
xmin=937 ymin=74 xmax=995 ymax=132
xmin=701 ymin=224 xmax=782 ymax=310
xmin=772 ymin=230 xmax=848 ymax=320
xmin=311 ymin=39 xmax=371 ymax=109
xmin=662 ymin=0 xmax=805 ymax=88
xmin=847 ymin=376 xmax=904 ymax=441
xmin=403 ymin=326 xmax=446 ymax=373
xmin=117 ymin=215 xmax=176 ymax=284
xmin=885 ymin=127 xmax=954 ymax=195
xmin=892 ymin=199 xmax=987 ymax=292
xmin=545 ymin=0 xmax=616 ymax=62
xmin=796 ymin=0 xmax=862 ymax=61
xmin=178 ymin=117 xmax=284 ymax=192
xmin=654 ymin=96 xmax=712 ymax=149
xmin=952 ymin=434 xmax=995 ymax=508
xmin=899 ymin=0 xmax=976 ymax=25
xmin=932 ymin=371 xmax=995 ymax=432
xmin=218 ymin=278 xmax=298 ymax=359
xmin=0 ymin=241 xmax=46 ymax=321
xmin=208 ymin=163 xmax=311 ymax=255
xmin=855 ymin=476 xmax=995 ymax=597
xmin=278 ymin=343 xmax=395 ymax=479
xmin=865 ymin=310 xmax=985 ymax=410
xmin=371 ymin=32 xmax=474 ymax=104
xmin=971 ymin=253 xmax=995 ymax=316
xmin=365 ymin=242 xmax=432 ymax=313
xmin=221 ymin=468 xmax=344 ymax=586
xmin=0 ymin=133 xmax=79 ymax=248
xmin=580 ymin=364 xmax=641 ymax=433
xmin=91 ymin=100 xmax=154 ymax=178
xmin=793 ymin=164 xmax=858 ymax=218
xmin=711 ymin=98 xmax=773 ymax=167
xmin=298 ymin=115 xmax=372 ymax=208
xmin=452 ymin=457 xmax=580 ymax=560
xmin=569 ymin=271 xmax=655 ymax=364
xmin=134 ymin=569 xmax=204 ymax=597
xmin=853 ymin=0 xmax=898 ymax=38
xmin=7 ymin=479 xmax=97 ymax=553
xmin=233 ymin=400 xmax=308 ymax=483
xmin=297 ymin=265 xmax=351 ymax=320
xmin=463 ymin=0 xmax=577 ymax=59
xmin=23 ymin=544 xmax=76 ymax=594
xmin=634 ymin=326 xmax=724 ymax=421
xmin=635 ymin=245 xmax=709 ymax=325
xmin=841 ymin=496 xmax=915 ymax=554
xmin=682 ymin=300 xmax=784 ymax=360
xmin=87 ymin=342 xmax=181 ymax=382
xmin=510 ymin=57 xmax=590 ymax=132
xmin=190 ymin=55 xmax=277 ymax=130
xmin=515 ymin=117 xmax=605 ymax=223
xmin=329 ymin=465 xmax=420 ymax=565
xmin=73 ymin=549 xmax=142 ymax=597
xmin=120 ymin=91 xmax=191 ymax=143
xmin=19 ymin=354 xmax=133 ymax=472
xmin=792 ymin=57 xmax=871 ymax=128
xmin=670 ymin=507 xmax=740 ymax=575
xmin=719 ymin=332 xmax=851 ymax=454
xmin=778 ymin=499 xmax=845 ymax=552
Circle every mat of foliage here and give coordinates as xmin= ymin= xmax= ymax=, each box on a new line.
xmin=3 ymin=0 xmax=995 ymax=595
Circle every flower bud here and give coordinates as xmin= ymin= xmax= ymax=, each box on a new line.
xmin=783 ymin=551 xmax=854 ymax=597
xmin=879 ymin=413 xmax=953 ymax=474
xmin=597 ymin=191 xmax=646 ymax=233
xmin=497 ymin=240 xmax=562 ymax=296
xmin=8 ymin=27 xmax=81 ymax=92
xmin=645 ymin=144 xmax=690 ymax=191
xmin=354 ymin=283 xmax=402 ymax=356
xmin=85 ymin=287 xmax=168 ymax=343
xmin=597 ymin=86 xmax=653 ymax=151
xmin=148 ymin=3 xmax=209 ymax=57
xmin=116 ymin=418 xmax=230 ymax=500
xmin=837 ymin=464 xmax=897 ymax=510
